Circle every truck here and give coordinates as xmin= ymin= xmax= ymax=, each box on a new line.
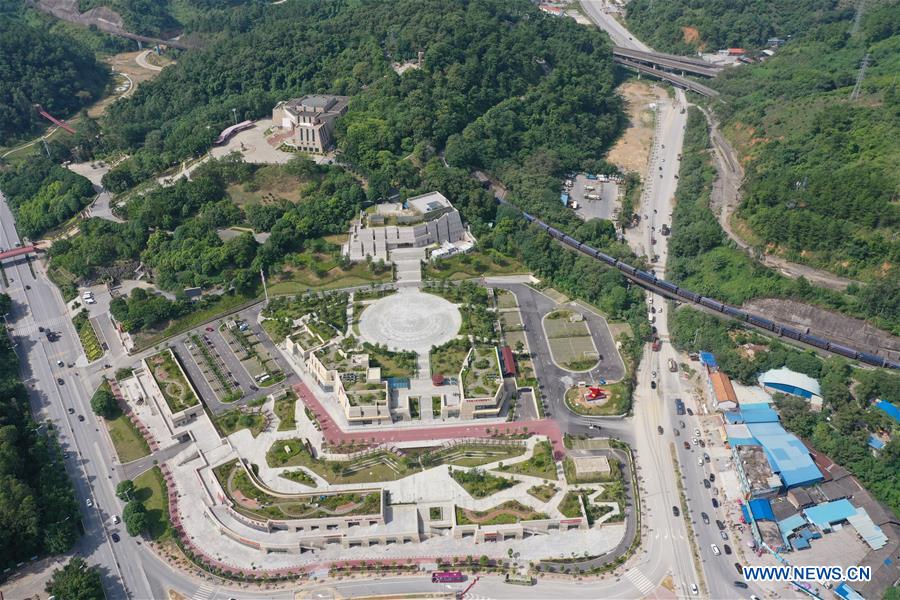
xmin=660 ymin=223 xmax=670 ymax=236
xmin=585 ymin=193 xmax=601 ymax=200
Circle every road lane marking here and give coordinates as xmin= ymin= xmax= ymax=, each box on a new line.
xmin=626 ymin=567 xmax=656 ymax=595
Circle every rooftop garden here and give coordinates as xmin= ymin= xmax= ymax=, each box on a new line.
xmin=455 ymin=500 xmax=549 ymax=526
xmin=146 ymin=350 xmax=199 ymax=413
xmin=431 ymin=338 xmax=470 ymax=380
xmin=362 ymin=342 xmax=417 ymax=379
xmin=261 ymin=292 xmax=348 ymax=343
xmin=496 ymin=441 xmax=557 ymax=480
xmin=451 ymin=468 xmax=515 ymax=499
xmin=527 ymin=482 xmax=559 ymax=503
xmin=213 ymin=460 xmax=380 ymax=522
xmin=462 ymin=346 xmax=502 ymax=399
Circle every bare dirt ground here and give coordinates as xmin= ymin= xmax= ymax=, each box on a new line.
xmin=606 ymin=81 xmax=669 ymax=174
xmin=742 ymin=298 xmax=900 ymax=362
xmin=86 ymin=51 xmax=166 ymax=118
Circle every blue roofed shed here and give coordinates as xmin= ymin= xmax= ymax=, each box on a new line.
xmin=834 ymin=583 xmax=866 ymax=600
xmin=699 ymin=352 xmax=717 ymax=368
xmin=724 ymin=404 xmax=780 ymax=424
xmin=759 ymin=367 xmax=822 ymax=409
xmin=560 ymin=193 xmax=569 ymax=205
xmin=874 ymin=399 xmax=900 ymax=424
xmin=868 ymin=435 xmax=885 ymax=450
xmin=746 ymin=422 xmax=823 ymax=488
xmin=803 ymin=499 xmax=857 ymax=530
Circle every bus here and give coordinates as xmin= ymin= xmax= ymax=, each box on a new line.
xmin=432 ymin=571 xmax=465 ymax=583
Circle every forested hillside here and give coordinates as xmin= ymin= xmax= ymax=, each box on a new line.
xmin=0 ymin=301 xmax=81 ymax=569
xmin=625 ymin=0 xmax=850 ymax=53
xmin=714 ymin=3 xmax=899 ymax=281
xmin=0 ymin=15 xmax=109 ymax=142
xmin=75 ymin=0 xmax=260 ymax=37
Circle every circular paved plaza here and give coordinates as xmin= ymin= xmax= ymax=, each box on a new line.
xmin=358 ymin=290 xmax=462 ymax=353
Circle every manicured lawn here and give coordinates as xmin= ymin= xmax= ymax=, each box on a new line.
xmin=267 ymin=439 xmax=415 ymax=484
xmin=106 ymin=411 xmax=150 ymax=463
xmin=496 ymin=441 xmax=557 ymax=480
xmin=424 ymin=249 xmax=527 ymax=281
xmin=526 ymin=483 xmax=559 ymax=503
xmin=432 ymin=395 xmax=442 ymax=416
xmin=363 ymin=343 xmax=417 ymax=378
xmin=274 ymin=391 xmax=298 ymax=431
xmin=451 ymin=468 xmax=515 ymax=498
xmin=215 ymin=409 xmax=267 ymax=437
xmin=146 ymin=350 xmax=199 ymax=413
xmin=427 ymin=443 xmax=526 ymax=468
xmin=133 ymin=467 xmax=170 ymax=541
xmin=564 ymin=383 xmax=629 ymax=416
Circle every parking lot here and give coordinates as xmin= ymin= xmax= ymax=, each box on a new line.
xmin=173 ymin=312 xmax=291 ymax=413
xmin=566 ymin=173 xmax=621 ymax=221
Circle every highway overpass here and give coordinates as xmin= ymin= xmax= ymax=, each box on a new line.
xmin=612 ymin=47 xmax=723 ymax=77
xmin=614 ymin=58 xmax=720 ymax=97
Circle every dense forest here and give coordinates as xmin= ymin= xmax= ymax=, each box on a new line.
xmin=0 ymin=157 xmax=96 ymax=239
xmin=625 ymin=0 xmax=850 ymax=53
xmin=99 ymin=0 xmax=623 ymax=230
xmin=715 ymin=3 xmax=900 ymax=280
xmin=0 ymin=305 xmax=81 ymax=569
xmin=668 ymin=107 xmax=900 ymax=335
xmin=75 ymin=0 xmax=260 ymax=37
xmin=0 ymin=13 xmax=109 ymax=143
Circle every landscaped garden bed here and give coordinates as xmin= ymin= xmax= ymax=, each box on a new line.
xmin=146 ymin=350 xmax=200 ymax=413
xmin=455 ymin=500 xmax=548 ymax=526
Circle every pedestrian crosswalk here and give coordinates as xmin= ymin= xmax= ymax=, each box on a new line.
xmin=193 ymin=583 xmax=216 ymax=600
xmin=13 ymin=316 xmax=69 ymax=336
xmin=626 ymin=567 xmax=656 ymax=595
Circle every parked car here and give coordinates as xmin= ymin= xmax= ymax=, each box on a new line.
xmin=703 ymin=479 xmax=711 ymax=489
xmin=650 ymin=380 xmax=657 ymax=389
xmin=697 ymin=457 xmax=704 ymax=466
xmin=694 ymin=428 xmax=701 ymax=437
xmin=56 ymin=360 xmax=64 ymax=367
xmin=734 ymin=562 xmax=743 ymax=574
xmin=701 ymin=512 xmax=709 ymax=525
xmin=672 ymin=506 xmax=680 ymax=517
xmin=690 ymin=584 xmax=698 ymax=595
xmin=78 ymin=415 xmax=85 ymax=422
xmin=733 ymin=581 xmax=747 ymax=589
xmin=56 ymin=378 xmax=64 ymax=385
xmin=85 ymin=498 xmax=93 ymax=508
xmin=711 ymin=544 xmax=721 ymax=556
xmin=724 ymin=544 xmax=732 ymax=555
xmin=720 ymin=530 xmax=728 ymax=540
xmin=686 ymin=408 xmax=693 ymax=416
xmin=68 ymin=408 xmax=75 ymax=414
xmin=708 ymin=473 xmax=715 ymax=482
xmin=683 ymin=441 xmax=691 ymax=450
xmin=111 ymin=533 xmax=120 ymax=543
xmin=704 ymin=453 xmax=710 ymax=462
xmin=716 ymin=519 xmax=726 ymax=530
xmin=657 ymin=426 xmax=664 ymax=434
xmin=712 ymin=498 xmax=719 ymax=508
xmin=679 ymin=420 xmax=685 ymax=428
xmin=113 ymin=515 xmax=120 ymax=524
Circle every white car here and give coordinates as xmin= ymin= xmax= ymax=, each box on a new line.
xmin=113 ymin=515 xmax=120 ymax=524
xmin=711 ymin=544 xmax=721 ymax=556
xmin=698 ymin=457 xmax=705 ymax=466
xmin=690 ymin=583 xmax=699 ymax=595
xmin=85 ymin=498 xmax=93 ymax=508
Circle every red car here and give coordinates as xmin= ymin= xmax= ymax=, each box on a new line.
xmin=205 ymin=326 xmax=214 ymax=332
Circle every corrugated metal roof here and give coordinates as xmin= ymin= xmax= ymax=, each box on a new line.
xmin=710 ymin=371 xmax=738 ymax=404
xmin=847 ymin=510 xmax=888 ymax=550
xmin=748 ymin=498 xmax=775 ymax=521
xmin=725 ymin=404 xmax=780 ymax=424
xmin=803 ymin=499 xmax=857 ymax=529
xmin=778 ymin=514 xmax=808 ymax=544
xmin=868 ymin=435 xmax=885 ymax=450
xmin=699 ymin=351 xmax=717 ymax=368
xmin=747 ymin=422 xmax=823 ymax=488
xmin=759 ymin=367 xmax=821 ymax=397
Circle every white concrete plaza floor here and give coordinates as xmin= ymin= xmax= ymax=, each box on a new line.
xmin=358 ymin=289 xmax=462 ymax=353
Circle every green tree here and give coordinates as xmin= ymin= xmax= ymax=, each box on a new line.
xmin=115 ymin=479 xmax=135 ymax=502
xmin=123 ymin=500 xmax=148 ymax=536
xmin=90 ymin=386 xmax=118 ymax=419
xmin=45 ymin=557 xmax=104 ymax=600
xmin=0 ymin=292 xmax=11 ymax=315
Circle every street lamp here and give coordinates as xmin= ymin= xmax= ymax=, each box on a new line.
xmin=231 ymin=108 xmax=238 ymax=125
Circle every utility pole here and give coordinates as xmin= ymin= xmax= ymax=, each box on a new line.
xmin=260 ymin=269 xmax=269 ymax=307
xmin=850 ymin=53 xmax=870 ymax=101
xmin=232 ymin=107 xmax=238 ymax=125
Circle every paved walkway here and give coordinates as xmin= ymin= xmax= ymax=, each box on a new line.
xmin=294 ymin=381 xmax=566 ymax=456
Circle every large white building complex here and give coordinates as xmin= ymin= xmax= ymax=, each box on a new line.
xmin=343 ymin=191 xmax=473 ymax=262
xmin=272 ymin=95 xmax=350 ymax=154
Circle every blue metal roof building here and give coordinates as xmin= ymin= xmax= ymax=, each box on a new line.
xmin=746 ymin=422 xmax=823 ymax=488
xmin=874 ymin=399 xmax=900 ymax=424
xmin=758 ymin=367 xmax=821 ymax=400
xmin=560 ymin=193 xmax=569 ymax=205
xmin=803 ymin=499 xmax=857 ymax=529
xmin=724 ymin=404 xmax=780 ymax=424
xmin=699 ymin=352 xmax=717 ymax=368
xmin=868 ymin=435 xmax=885 ymax=450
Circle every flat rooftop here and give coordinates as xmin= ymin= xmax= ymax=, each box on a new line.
xmin=737 ymin=444 xmax=781 ymax=492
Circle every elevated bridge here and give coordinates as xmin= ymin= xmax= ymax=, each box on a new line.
xmin=613 ymin=58 xmax=720 ymax=97
xmin=0 ymin=245 xmax=37 ymax=262
xmin=612 ymin=47 xmax=724 ymax=77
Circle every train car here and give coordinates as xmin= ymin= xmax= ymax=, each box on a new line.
xmin=618 ymin=262 xmax=638 ymax=275
xmin=857 ymin=351 xmax=885 ymax=368
xmin=801 ymin=334 xmax=829 ymax=350
xmin=676 ymin=288 xmax=700 ymax=302
xmin=781 ymin=326 xmax=803 ymax=341
xmin=827 ymin=343 xmax=858 ymax=360
xmin=521 ymin=211 xmax=534 ymax=222
xmin=546 ymin=226 xmax=562 ymax=239
xmin=748 ymin=315 xmax=776 ymax=331
xmin=597 ymin=252 xmax=616 ymax=266
xmin=656 ymin=280 xmax=678 ymax=293
xmin=723 ymin=306 xmax=746 ymax=320
xmin=582 ymin=245 xmax=600 ymax=258
xmin=635 ymin=270 xmax=656 ymax=284
xmin=699 ymin=297 xmax=724 ymax=311
xmin=562 ymin=235 xmax=580 ymax=248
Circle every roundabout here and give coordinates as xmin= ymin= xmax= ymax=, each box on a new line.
xmin=358 ymin=289 xmax=462 ymax=353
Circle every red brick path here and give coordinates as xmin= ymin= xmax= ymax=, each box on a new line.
xmin=294 ymin=382 xmax=565 ymax=456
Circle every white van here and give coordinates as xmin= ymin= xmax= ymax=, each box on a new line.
xmin=82 ymin=291 xmax=93 ymax=300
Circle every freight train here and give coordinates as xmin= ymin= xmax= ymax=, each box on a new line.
xmin=511 ymin=205 xmax=898 ymax=370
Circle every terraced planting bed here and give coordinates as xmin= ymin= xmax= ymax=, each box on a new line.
xmin=526 ymin=483 xmax=559 ymax=503
xmin=215 ymin=409 xmax=268 ymax=437
xmin=214 ymin=461 xmax=380 ymax=521
xmin=146 ymin=350 xmax=199 ymax=413
xmin=274 ymin=390 xmax=298 ymax=431
xmin=455 ymin=501 xmax=548 ymax=526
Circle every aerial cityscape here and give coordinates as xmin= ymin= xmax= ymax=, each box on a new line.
xmin=0 ymin=0 xmax=897 ymax=599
